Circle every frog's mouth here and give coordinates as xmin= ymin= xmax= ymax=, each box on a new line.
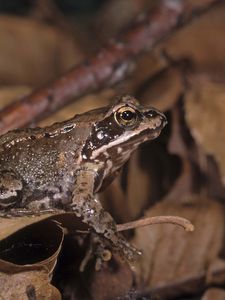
xmin=121 ymin=127 xmax=163 ymax=148
xmin=90 ymin=116 xmax=167 ymax=160
xmin=125 ymin=115 xmax=167 ymax=143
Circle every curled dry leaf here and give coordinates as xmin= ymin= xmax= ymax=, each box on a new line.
xmin=0 ymin=219 xmax=64 ymax=273
xmin=0 ymin=212 xmax=130 ymax=299
xmin=132 ymin=196 xmax=225 ymax=299
xmin=0 ymin=214 xmax=56 ymax=241
xmin=185 ymin=76 xmax=225 ymax=185
xmin=0 ymin=219 xmax=64 ymax=300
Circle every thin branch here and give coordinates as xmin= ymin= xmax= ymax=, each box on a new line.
xmin=0 ymin=0 xmax=222 ymax=134
xmin=116 ymin=216 xmax=194 ymax=232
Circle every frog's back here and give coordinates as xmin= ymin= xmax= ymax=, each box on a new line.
xmin=0 ymin=122 xmax=90 ymax=188
xmin=0 ymin=127 xmax=42 ymax=149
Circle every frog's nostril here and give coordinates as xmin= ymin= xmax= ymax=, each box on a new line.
xmin=145 ymin=109 xmax=167 ymax=127
xmin=145 ymin=110 xmax=158 ymax=118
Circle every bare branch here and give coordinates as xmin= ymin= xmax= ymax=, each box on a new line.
xmin=0 ymin=0 xmax=221 ymax=134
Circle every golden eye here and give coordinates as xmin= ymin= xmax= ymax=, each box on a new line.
xmin=115 ymin=106 xmax=138 ymax=127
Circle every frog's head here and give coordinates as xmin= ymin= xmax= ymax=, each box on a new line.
xmin=82 ymin=95 xmax=167 ymax=171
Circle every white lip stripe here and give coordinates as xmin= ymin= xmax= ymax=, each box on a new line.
xmin=90 ymin=123 xmax=158 ymax=159
xmin=90 ymin=132 xmax=136 ymax=159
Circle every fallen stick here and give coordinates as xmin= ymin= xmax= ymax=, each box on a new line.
xmin=0 ymin=0 xmax=221 ymax=134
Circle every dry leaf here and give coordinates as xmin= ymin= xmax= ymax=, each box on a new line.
xmin=0 ymin=214 xmax=56 ymax=241
xmin=202 ymin=288 xmax=225 ymax=300
xmin=0 ymin=219 xmax=64 ymax=300
xmin=94 ymin=0 xmax=147 ymax=42
xmin=132 ymin=196 xmax=225 ymax=299
xmin=89 ymin=256 xmax=133 ymax=300
xmin=0 ymin=219 xmax=64 ymax=273
xmin=185 ymin=76 xmax=225 ymax=185
xmin=126 ymin=151 xmax=150 ymax=220
xmin=0 ymin=15 xmax=83 ymax=86
xmin=119 ymin=49 xmax=168 ymax=97
xmin=139 ymin=67 xmax=183 ymax=112
xmin=100 ymin=176 xmax=128 ymax=223
xmin=163 ymin=3 xmax=225 ymax=73
xmin=0 ymin=214 xmax=92 ymax=299
xmin=0 ymin=270 xmax=61 ymax=300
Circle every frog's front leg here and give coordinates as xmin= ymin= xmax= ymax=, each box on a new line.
xmin=68 ymin=167 xmax=140 ymax=261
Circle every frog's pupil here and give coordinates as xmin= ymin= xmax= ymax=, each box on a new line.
xmin=121 ymin=110 xmax=135 ymax=121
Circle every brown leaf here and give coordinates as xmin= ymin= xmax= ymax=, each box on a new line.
xmin=89 ymin=256 xmax=133 ymax=300
xmin=139 ymin=67 xmax=183 ymax=112
xmin=202 ymin=288 xmax=225 ymax=300
xmin=0 ymin=219 xmax=64 ymax=300
xmin=126 ymin=151 xmax=151 ymax=220
xmin=185 ymin=75 xmax=225 ymax=185
xmin=0 ymin=214 xmax=93 ymax=299
xmin=0 ymin=16 xmax=83 ymax=86
xmin=100 ymin=176 xmax=128 ymax=223
xmin=0 ymin=270 xmax=61 ymax=300
xmin=0 ymin=214 xmax=56 ymax=241
xmin=167 ymin=101 xmax=197 ymax=199
xmin=163 ymin=3 xmax=225 ymax=74
xmin=132 ymin=195 xmax=225 ymax=298
xmin=0 ymin=219 xmax=64 ymax=273
xmin=94 ymin=0 xmax=148 ymax=43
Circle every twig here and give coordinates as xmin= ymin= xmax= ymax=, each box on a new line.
xmin=0 ymin=0 xmax=222 ymax=134
xmin=116 ymin=216 xmax=194 ymax=232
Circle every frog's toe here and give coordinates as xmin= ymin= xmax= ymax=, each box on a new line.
xmin=119 ymin=239 xmax=142 ymax=262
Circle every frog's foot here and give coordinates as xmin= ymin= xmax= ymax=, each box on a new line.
xmin=115 ymin=236 xmax=142 ymax=262
xmin=102 ymin=224 xmax=142 ymax=262
xmin=84 ymin=209 xmax=142 ymax=262
xmin=70 ymin=168 xmax=141 ymax=262
xmin=79 ymin=232 xmax=113 ymax=272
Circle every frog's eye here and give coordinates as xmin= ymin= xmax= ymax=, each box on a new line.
xmin=114 ymin=106 xmax=138 ymax=127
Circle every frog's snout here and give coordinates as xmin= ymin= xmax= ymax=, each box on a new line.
xmin=144 ymin=108 xmax=167 ymax=129
xmin=159 ymin=112 xmax=167 ymax=128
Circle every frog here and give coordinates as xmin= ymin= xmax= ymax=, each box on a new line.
xmin=0 ymin=95 xmax=167 ymax=261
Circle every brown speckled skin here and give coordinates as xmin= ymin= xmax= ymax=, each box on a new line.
xmin=0 ymin=95 xmax=166 ymax=261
